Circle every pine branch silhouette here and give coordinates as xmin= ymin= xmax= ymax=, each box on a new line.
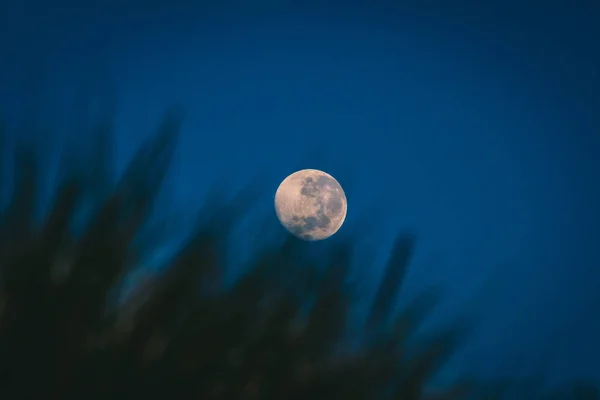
xmin=1 ymin=105 xmax=595 ymax=399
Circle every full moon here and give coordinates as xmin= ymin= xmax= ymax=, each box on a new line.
xmin=274 ymin=169 xmax=347 ymax=241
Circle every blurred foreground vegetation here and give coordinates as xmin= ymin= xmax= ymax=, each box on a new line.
xmin=0 ymin=110 xmax=597 ymax=399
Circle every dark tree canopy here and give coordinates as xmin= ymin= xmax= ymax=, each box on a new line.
xmin=0 ymin=110 xmax=596 ymax=400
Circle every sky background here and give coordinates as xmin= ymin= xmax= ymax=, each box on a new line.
xmin=1 ymin=0 xmax=599 ymax=387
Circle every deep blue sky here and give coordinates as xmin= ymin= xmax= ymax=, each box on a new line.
xmin=1 ymin=0 xmax=599 ymax=386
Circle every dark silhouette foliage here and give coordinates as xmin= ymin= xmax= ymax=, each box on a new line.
xmin=0 ymin=109 xmax=597 ymax=400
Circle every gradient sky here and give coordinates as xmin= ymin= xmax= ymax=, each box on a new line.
xmin=1 ymin=0 xmax=599 ymax=387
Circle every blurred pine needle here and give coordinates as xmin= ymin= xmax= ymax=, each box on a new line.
xmin=0 ymin=108 xmax=596 ymax=400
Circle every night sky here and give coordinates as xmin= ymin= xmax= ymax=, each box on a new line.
xmin=1 ymin=0 xmax=599 ymax=387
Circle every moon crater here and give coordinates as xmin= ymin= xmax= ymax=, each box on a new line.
xmin=274 ymin=169 xmax=347 ymax=241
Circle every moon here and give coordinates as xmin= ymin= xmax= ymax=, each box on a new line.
xmin=274 ymin=169 xmax=347 ymax=241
